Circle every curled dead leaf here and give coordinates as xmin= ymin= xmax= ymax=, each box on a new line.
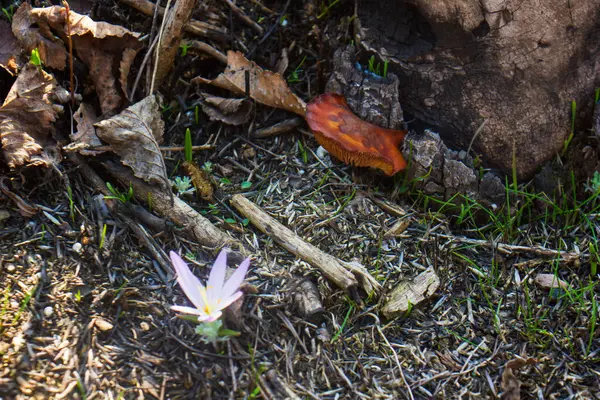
xmin=13 ymin=4 xmax=141 ymax=115
xmin=0 ymin=20 xmax=21 ymax=75
xmin=501 ymin=357 xmax=537 ymax=400
xmin=201 ymin=94 xmax=254 ymax=125
xmin=64 ymin=103 xmax=103 ymax=155
xmin=306 ymin=93 xmax=408 ymax=176
xmin=95 ymin=95 xmax=170 ymax=190
xmin=12 ymin=3 xmax=67 ymax=70
xmin=0 ymin=64 xmax=64 ymax=168
xmin=193 ymin=51 xmax=306 ymax=116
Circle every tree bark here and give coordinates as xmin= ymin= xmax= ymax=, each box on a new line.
xmin=355 ymin=0 xmax=600 ymax=178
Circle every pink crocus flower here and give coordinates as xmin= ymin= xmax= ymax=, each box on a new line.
xmin=170 ymin=249 xmax=250 ymax=322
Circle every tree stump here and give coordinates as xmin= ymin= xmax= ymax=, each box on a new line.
xmin=354 ymin=0 xmax=600 ymax=178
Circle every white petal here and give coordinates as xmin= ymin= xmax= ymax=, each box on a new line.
xmin=215 ymin=291 xmax=243 ymax=311
xmin=199 ymin=310 xmax=222 ymax=322
xmin=171 ymin=305 xmax=207 ymax=316
xmin=206 ymin=249 xmax=228 ymax=302
xmin=170 ymin=251 xmax=205 ymax=309
xmin=221 ymin=257 xmax=250 ymax=300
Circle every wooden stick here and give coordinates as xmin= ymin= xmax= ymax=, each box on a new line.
xmin=104 ymin=161 xmax=241 ymax=251
xmin=252 ymin=117 xmax=303 ymax=138
xmin=119 ymin=0 xmax=228 ymax=42
xmin=190 ymin=40 xmax=227 ymax=64
xmin=432 ymin=233 xmax=584 ymax=263
xmin=221 ymin=0 xmax=264 ymax=34
xmin=152 ymin=0 xmax=196 ymax=88
xmin=381 ymin=267 xmax=440 ymax=319
xmin=230 ymin=194 xmax=380 ymax=296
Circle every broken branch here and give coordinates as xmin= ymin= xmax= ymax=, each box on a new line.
xmin=230 ymin=194 xmax=380 ymax=296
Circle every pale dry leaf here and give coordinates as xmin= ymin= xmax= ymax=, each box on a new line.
xmin=384 ymin=218 xmax=411 ymax=238
xmin=66 ymin=103 xmax=103 ymax=155
xmin=12 ymin=3 xmax=67 ymax=70
xmin=533 ymin=273 xmax=569 ymax=290
xmin=95 ymin=95 xmax=170 ymax=190
xmin=0 ymin=20 xmax=21 ymax=75
xmin=381 ymin=266 xmax=440 ymax=318
xmin=500 ymin=357 xmax=537 ymax=400
xmin=0 ymin=64 xmax=63 ymax=168
xmin=193 ymin=51 xmax=306 ymax=116
xmin=201 ymin=95 xmax=254 ymax=125
xmin=120 ymin=48 xmax=138 ymax=98
xmin=14 ymin=5 xmax=141 ymax=115
xmin=0 ymin=177 xmax=38 ymax=217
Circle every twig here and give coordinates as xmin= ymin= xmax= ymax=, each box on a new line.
xmin=230 ymin=194 xmax=380 ymax=297
xmin=130 ymin=34 xmax=160 ymax=100
xmin=119 ymin=0 xmax=228 ymax=42
xmin=247 ymin=0 xmax=275 ymax=14
xmin=152 ymin=0 xmax=196 ymax=87
xmin=376 ymin=324 xmax=414 ymax=400
xmin=62 ymin=1 xmax=75 ymax=107
xmin=82 ymin=144 xmax=214 ymax=153
xmin=150 ymin=0 xmax=173 ymax=94
xmin=247 ymin=0 xmax=291 ymax=58
xmin=252 ymin=117 xmax=303 ymax=138
xmin=432 ymin=233 xmax=584 ymax=262
xmin=189 ymin=40 xmax=227 ymax=64
xmin=103 ymin=161 xmax=242 ymax=252
xmin=221 ymin=0 xmax=263 ymax=34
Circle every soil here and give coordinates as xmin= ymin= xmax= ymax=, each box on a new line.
xmin=1 ymin=0 xmax=599 ymax=399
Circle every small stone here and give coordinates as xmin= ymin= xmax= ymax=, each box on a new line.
xmin=0 ymin=209 xmax=10 ymax=223
xmin=72 ymin=242 xmax=83 ymax=254
xmin=5 ymin=263 xmax=16 ymax=272
xmin=43 ymin=306 xmax=53 ymax=317
xmin=140 ymin=322 xmax=150 ymax=331
xmin=533 ymin=274 xmax=569 ymax=290
xmin=94 ymin=318 xmax=114 ymax=331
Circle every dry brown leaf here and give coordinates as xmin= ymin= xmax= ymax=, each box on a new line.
xmin=384 ymin=218 xmax=411 ymax=238
xmin=13 ymin=4 xmax=141 ymax=115
xmin=95 ymin=95 xmax=170 ymax=190
xmin=0 ymin=64 xmax=66 ymax=168
xmin=182 ymin=161 xmax=214 ymax=201
xmin=120 ymin=48 xmax=138 ymax=99
xmin=12 ymin=3 xmax=67 ymax=70
xmin=201 ymin=95 xmax=254 ymax=126
xmin=193 ymin=51 xmax=306 ymax=116
xmin=65 ymin=103 xmax=103 ymax=155
xmin=0 ymin=20 xmax=21 ymax=75
xmin=533 ymin=273 xmax=570 ymax=290
xmin=501 ymin=357 xmax=537 ymax=400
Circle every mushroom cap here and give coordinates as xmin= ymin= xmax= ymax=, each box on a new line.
xmin=305 ymin=93 xmax=407 ymax=176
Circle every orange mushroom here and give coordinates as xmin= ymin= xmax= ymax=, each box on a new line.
xmin=305 ymin=93 xmax=408 ymax=176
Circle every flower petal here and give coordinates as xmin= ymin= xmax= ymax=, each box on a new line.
xmin=199 ymin=310 xmax=222 ymax=322
xmin=215 ymin=291 xmax=243 ymax=311
xmin=171 ymin=305 xmax=208 ymax=316
xmin=170 ymin=251 xmax=205 ymax=309
xmin=221 ymin=257 xmax=250 ymax=300
xmin=206 ymin=249 xmax=228 ymax=301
